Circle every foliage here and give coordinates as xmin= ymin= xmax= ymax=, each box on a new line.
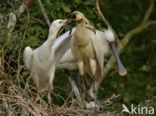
xmin=0 ymin=0 xmax=156 ymax=115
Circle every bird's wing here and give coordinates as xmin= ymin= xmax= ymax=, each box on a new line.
xmin=56 ymin=48 xmax=77 ymax=70
xmin=52 ymin=28 xmax=76 ymax=63
xmin=91 ymin=31 xmax=104 ymax=77
xmin=96 ymin=30 xmax=110 ymax=56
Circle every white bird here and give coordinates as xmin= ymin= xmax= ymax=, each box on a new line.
xmin=66 ymin=11 xmax=127 ymax=100
xmin=23 ymin=19 xmax=72 ymax=104
xmin=23 ymin=15 xmax=126 ymax=106
xmin=55 ymin=28 xmax=127 ymax=103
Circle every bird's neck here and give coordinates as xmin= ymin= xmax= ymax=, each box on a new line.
xmin=46 ymin=31 xmax=58 ymax=47
xmin=77 ymin=19 xmax=86 ymax=26
xmin=75 ymin=20 xmax=90 ymax=46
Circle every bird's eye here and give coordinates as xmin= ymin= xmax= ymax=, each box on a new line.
xmin=59 ymin=21 xmax=62 ymax=24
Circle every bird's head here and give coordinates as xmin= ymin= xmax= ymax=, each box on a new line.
xmin=49 ymin=19 xmax=70 ymax=34
xmin=70 ymin=11 xmax=88 ymax=24
xmin=49 ymin=19 xmax=72 ymax=37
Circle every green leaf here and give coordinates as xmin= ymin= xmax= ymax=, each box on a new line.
xmin=62 ymin=4 xmax=71 ymax=13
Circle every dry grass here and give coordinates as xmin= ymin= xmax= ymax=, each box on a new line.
xmin=0 ymin=46 xmax=120 ymax=115
xmin=0 ymin=47 xmax=119 ymax=115
xmin=0 ymin=78 xmax=118 ymax=115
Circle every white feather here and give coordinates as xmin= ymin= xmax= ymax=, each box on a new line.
xmin=104 ymin=28 xmax=115 ymax=42
xmin=23 ymin=19 xmax=70 ymax=93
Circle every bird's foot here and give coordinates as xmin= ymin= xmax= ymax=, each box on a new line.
xmin=85 ymin=101 xmax=100 ymax=111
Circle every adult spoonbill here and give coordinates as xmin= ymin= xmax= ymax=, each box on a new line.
xmin=23 ymin=19 xmax=72 ymax=104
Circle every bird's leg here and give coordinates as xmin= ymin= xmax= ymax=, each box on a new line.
xmin=70 ymin=70 xmax=81 ymax=92
xmin=67 ymin=70 xmax=82 ymax=103
xmin=68 ymin=70 xmax=87 ymax=108
xmin=87 ymin=82 xmax=99 ymax=110
xmin=93 ymin=82 xmax=96 ymax=112
xmin=81 ymin=76 xmax=86 ymax=101
xmin=47 ymin=84 xmax=52 ymax=108
xmin=89 ymin=59 xmax=98 ymax=109
xmin=90 ymin=59 xmax=96 ymax=76
xmin=67 ymin=74 xmax=82 ymax=102
xmin=77 ymin=61 xmax=87 ymax=104
xmin=88 ymin=82 xmax=98 ymax=99
xmin=47 ymin=69 xmax=55 ymax=108
xmin=35 ymin=91 xmax=42 ymax=103
xmin=77 ymin=61 xmax=84 ymax=76
xmin=48 ymin=92 xmax=52 ymax=107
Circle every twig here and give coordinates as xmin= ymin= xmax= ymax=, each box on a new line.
xmin=16 ymin=8 xmax=30 ymax=87
xmin=5 ymin=0 xmax=32 ymax=88
xmin=96 ymin=0 xmax=156 ymax=83
xmin=142 ymin=0 xmax=155 ymax=23
xmin=96 ymin=0 xmax=118 ymax=38
xmin=36 ymin=0 xmax=51 ymax=27
xmin=3 ymin=99 xmax=12 ymax=116
xmin=17 ymin=0 xmax=32 ymax=17
xmin=0 ymin=49 xmax=3 ymax=74
xmin=7 ymin=0 xmax=32 ymax=35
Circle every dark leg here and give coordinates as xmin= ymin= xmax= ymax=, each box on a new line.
xmin=65 ymin=70 xmax=82 ymax=103
xmin=93 ymin=82 xmax=97 ymax=112
xmin=110 ymin=42 xmax=127 ymax=76
xmin=70 ymin=70 xmax=81 ymax=91
xmin=71 ymin=70 xmax=86 ymax=101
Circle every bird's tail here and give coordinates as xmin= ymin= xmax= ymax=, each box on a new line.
xmin=104 ymin=28 xmax=115 ymax=42
xmin=23 ymin=46 xmax=33 ymax=70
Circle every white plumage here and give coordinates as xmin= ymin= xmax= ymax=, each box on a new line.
xmin=23 ymin=15 xmax=127 ymax=105
xmin=57 ymin=11 xmax=126 ymax=100
xmin=23 ymin=19 xmax=72 ymax=104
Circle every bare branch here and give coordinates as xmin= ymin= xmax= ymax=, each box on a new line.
xmin=7 ymin=12 xmax=17 ymax=29
xmin=3 ymin=99 xmax=12 ymax=116
xmin=147 ymin=20 xmax=156 ymax=26
xmin=96 ymin=0 xmax=118 ymax=38
xmin=7 ymin=0 xmax=32 ymax=31
xmin=142 ymin=0 xmax=155 ymax=23
xmin=101 ymin=22 xmax=156 ymax=80
xmin=36 ymin=0 xmax=51 ymax=27
xmin=17 ymin=0 xmax=32 ymax=17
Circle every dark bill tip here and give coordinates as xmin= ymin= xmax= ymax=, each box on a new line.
xmin=70 ymin=13 xmax=76 ymax=20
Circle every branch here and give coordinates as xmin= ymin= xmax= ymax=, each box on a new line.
xmin=102 ymin=21 xmax=156 ymax=80
xmin=147 ymin=20 xmax=156 ymax=26
xmin=0 ymin=56 xmax=1 ymax=66
xmin=7 ymin=0 xmax=32 ymax=31
xmin=36 ymin=0 xmax=51 ymax=27
xmin=98 ymin=0 xmax=156 ymax=83
xmin=96 ymin=0 xmax=118 ymax=38
xmin=17 ymin=0 xmax=32 ymax=17
xmin=142 ymin=0 xmax=155 ymax=23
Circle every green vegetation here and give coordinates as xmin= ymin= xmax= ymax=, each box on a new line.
xmin=0 ymin=0 xmax=156 ymax=115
